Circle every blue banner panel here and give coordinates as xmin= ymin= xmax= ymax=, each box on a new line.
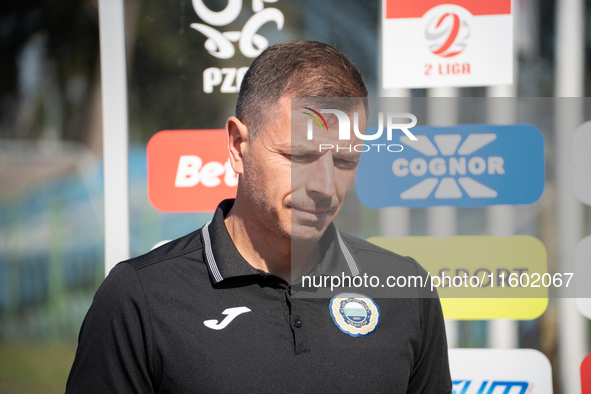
xmin=356 ymin=124 xmax=544 ymax=208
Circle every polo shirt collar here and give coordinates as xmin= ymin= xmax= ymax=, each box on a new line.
xmin=202 ymin=199 xmax=359 ymax=284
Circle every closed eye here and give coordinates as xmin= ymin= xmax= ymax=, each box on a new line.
xmin=334 ymin=157 xmax=359 ymax=169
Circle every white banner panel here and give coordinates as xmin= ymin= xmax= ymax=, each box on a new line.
xmin=449 ymin=349 xmax=552 ymax=394
xmin=382 ymin=0 xmax=513 ymax=88
xmin=574 ymin=121 xmax=591 ymax=205
xmin=576 ymin=236 xmax=591 ymax=319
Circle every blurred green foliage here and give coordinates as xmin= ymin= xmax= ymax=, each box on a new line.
xmin=0 ymin=341 xmax=76 ymax=394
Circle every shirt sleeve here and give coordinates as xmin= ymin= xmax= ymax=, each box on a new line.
xmin=66 ymin=262 xmax=155 ymax=393
xmin=407 ymin=263 xmax=453 ymax=394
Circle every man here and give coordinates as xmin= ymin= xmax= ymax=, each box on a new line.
xmin=67 ymin=40 xmax=451 ymax=393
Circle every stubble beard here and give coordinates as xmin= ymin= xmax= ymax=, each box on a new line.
xmin=242 ymin=150 xmax=291 ymax=242
xmin=242 ymin=150 xmax=325 ymax=245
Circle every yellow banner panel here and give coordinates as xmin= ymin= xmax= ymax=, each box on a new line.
xmin=367 ymin=236 xmax=548 ymax=320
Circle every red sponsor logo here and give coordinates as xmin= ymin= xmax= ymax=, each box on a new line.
xmin=425 ymin=11 xmax=469 ymax=57
xmin=147 ymin=130 xmax=237 ymax=212
xmin=385 ymin=0 xmax=511 ymax=19
xmin=583 ymin=353 xmax=591 ymax=394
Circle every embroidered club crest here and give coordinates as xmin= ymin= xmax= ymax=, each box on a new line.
xmin=329 ymin=292 xmax=380 ymax=337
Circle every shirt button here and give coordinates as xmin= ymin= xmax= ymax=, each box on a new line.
xmin=292 ymin=317 xmax=302 ymax=328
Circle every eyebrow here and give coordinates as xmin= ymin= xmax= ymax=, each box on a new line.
xmin=288 ymin=141 xmax=316 ymax=153
xmin=332 ymin=149 xmax=361 ymax=161
xmin=289 ymin=141 xmax=362 ymax=160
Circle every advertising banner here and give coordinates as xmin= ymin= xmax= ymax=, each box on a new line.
xmin=190 ymin=0 xmax=285 ymax=94
xmin=583 ymin=353 xmax=591 ymax=394
xmin=574 ymin=121 xmax=591 ymax=205
xmin=449 ymin=349 xmax=553 ymax=394
xmin=368 ymin=236 xmax=548 ymax=319
xmin=576 ymin=236 xmax=591 ymax=319
xmin=382 ymin=0 xmax=513 ymax=88
xmin=147 ymin=130 xmax=237 ymax=212
xmin=357 ymin=124 xmax=545 ymax=208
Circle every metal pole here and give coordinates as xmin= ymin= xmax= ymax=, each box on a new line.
xmin=379 ymin=89 xmax=411 ymax=238
xmin=555 ymin=0 xmax=587 ymax=392
xmin=486 ymin=0 xmax=519 ymax=347
xmin=428 ymin=86 xmax=459 ymax=348
xmin=98 ymin=0 xmax=130 ymax=275
xmin=378 ymin=2 xmax=411 ymax=239
xmin=487 ymin=84 xmax=518 ymax=349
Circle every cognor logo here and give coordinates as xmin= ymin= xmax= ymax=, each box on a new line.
xmin=191 ymin=0 xmax=284 ymax=93
xmin=424 ymin=8 xmax=470 ymax=58
xmin=393 ymin=133 xmax=501 ymax=200
xmin=356 ymin=124 xmax=545 ymax=209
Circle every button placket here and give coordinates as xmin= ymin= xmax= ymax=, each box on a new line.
xmin=288 ymin=294 xmax=309 ymax=355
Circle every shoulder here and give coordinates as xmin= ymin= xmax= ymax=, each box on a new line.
xmin=122 ymin=228 xmax=205 ymax=271
xmin=88 ymin=226 xmax=209 ymax=313
xmin=101 ymin=227 xmax=209 ymax=297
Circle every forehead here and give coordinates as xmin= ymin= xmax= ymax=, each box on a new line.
xmin=254 ymin=97 xmax=362 ymax=158
xmin=255 ymin=96 xmax=366 ymax=144
xmin=290 ymin=97 xmax=366 ymax=135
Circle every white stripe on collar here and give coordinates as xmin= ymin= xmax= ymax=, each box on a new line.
xmin=202 ymin=223 xmax=360 ymax=282
xmin=336 ymin=230 xmax=360 ymax=276
xmin=202 ymin=222 xmax=224 ymax=283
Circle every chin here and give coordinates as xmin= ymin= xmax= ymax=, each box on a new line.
xmin=289 ymin=224 xmax=326 ymax=244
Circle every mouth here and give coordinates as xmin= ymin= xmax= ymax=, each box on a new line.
xmin=291 ymin=206 xmax=331 ymax=221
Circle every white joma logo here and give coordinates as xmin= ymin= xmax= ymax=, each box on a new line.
xmin=204 ymin=306 xmax=251 ymax=330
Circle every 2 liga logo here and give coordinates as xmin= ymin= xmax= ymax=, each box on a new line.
xmin=424 ymin=5 xmax=471 ymax=58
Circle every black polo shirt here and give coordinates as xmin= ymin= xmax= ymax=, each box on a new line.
xmin=67 ymin=199 xmax=452 ymax=393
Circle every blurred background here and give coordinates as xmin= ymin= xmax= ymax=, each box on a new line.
xmin=1 ymin=0 xmax=591 ymax=393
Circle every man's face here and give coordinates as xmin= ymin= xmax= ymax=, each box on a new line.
xmin=241 ymin=96 xmax=366 ymax=243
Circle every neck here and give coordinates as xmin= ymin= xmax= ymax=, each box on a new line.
xmin=224 ymin=198 xmax=320 ymax=283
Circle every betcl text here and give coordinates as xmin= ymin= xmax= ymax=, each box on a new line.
xmin=175 ymin=156 xmax=238 ymax=187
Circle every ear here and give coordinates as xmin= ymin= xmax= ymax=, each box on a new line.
xmin=225 ymin=116 xmax=250 ymax=175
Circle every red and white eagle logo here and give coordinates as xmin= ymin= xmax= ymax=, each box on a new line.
xmin=425 ymin=10 xmax=470 ymax=57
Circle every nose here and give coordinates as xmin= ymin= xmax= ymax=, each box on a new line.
xmin=306 ymin=152 xmax=336 ymax=197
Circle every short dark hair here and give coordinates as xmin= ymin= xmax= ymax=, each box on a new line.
xmin=236 ymin=40 xmax=368 ymax=140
